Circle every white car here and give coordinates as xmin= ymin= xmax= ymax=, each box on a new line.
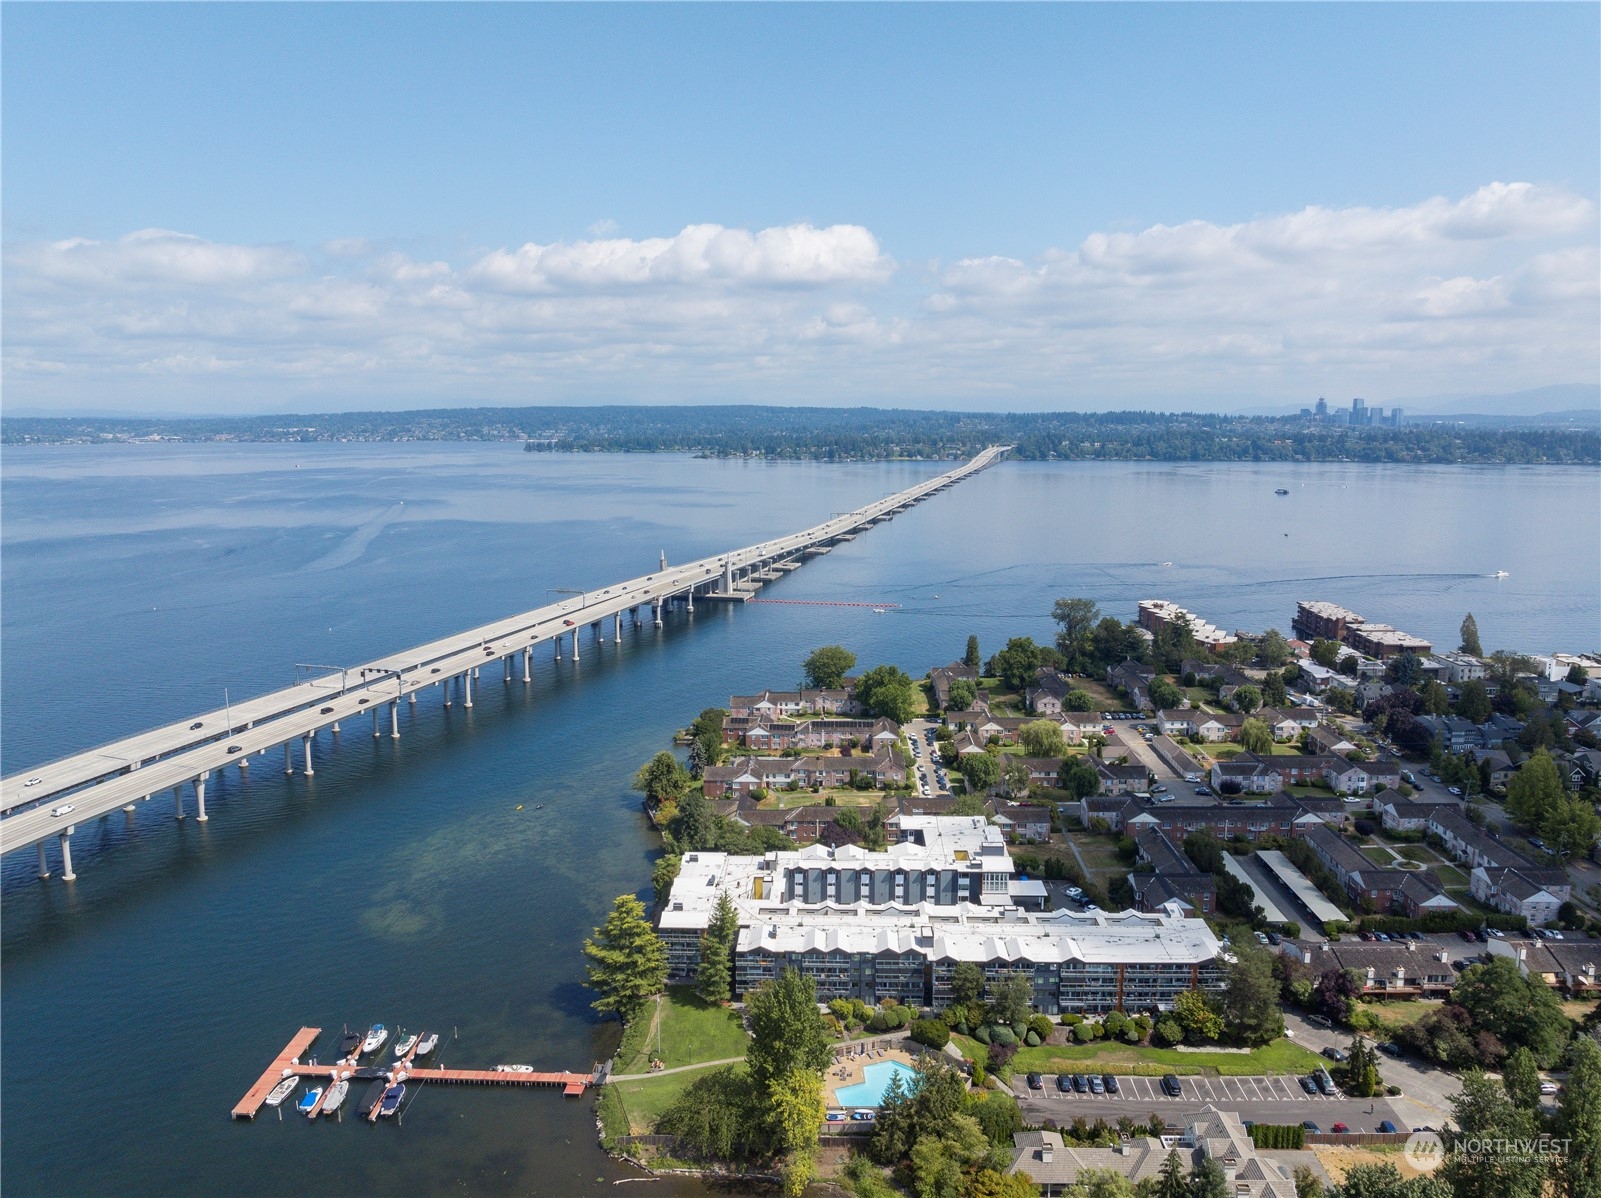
xmin=1540 ymin=1082 xmax=1559 ymax=1095
xmin=50 ymin=804 xmax=75 ymax=817
xmin=24 ymin=777 xmax=43 ymax=787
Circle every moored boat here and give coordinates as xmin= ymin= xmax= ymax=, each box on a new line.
xmin=361 ymin=1024 xmax=388 ymax=1054
xmin=1275 ymin=488 xmax=1289 ymax=495
xmin=393 ymin=1034 xmax=418 ymax=1058
xmin=321 ymin=1080 xmax=349 ymax=1114
xmin=378 ymin=1083 xmax=405 ymax=1117
xmin=356 ymin=1079 xmax=388 ymax=1117
xmin=297 ymin=1087 xmax=324 ymax=1116
xmin=414 ymin=1032 xmax=439 ymax=1056
xmin=339 ymin=1033 xmax=363 ymax=1057
xmin=264 ymin=1075 xmax=299 ymax=1107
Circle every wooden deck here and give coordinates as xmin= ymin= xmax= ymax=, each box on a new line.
xmin=234 ymin=1029 xmax=592 ymax=1118
xmin=232 ymin=1027 xmax=322 ymax=1119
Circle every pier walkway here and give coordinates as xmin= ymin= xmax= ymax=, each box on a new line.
xmin=233 ymin=1027 xmax=598 ymax=1118
xmin=5 ymin=448 xmax=1008 ymax=880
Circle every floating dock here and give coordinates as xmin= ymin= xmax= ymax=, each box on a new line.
xmin=233 ymin=1028 xmax=594 ymax=1119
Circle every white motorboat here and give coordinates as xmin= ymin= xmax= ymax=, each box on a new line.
xmin=493 ymin=1064 xmax=535 ymax=1073
xmin=321 ymin=1079 xmax=349 ymax=1115
xmin=414 ymin=1032 xmax=439 ymax=1057
xmin=393 ymin=1034 xmax=418 ymax=1058
xmin=361 ymin=1024 xmax=388 ymax=1054
xmin=264 ymin=1075 xmax=299 ymax=1107
xmin=297 ymin=1087 xmax=324 ymax=1116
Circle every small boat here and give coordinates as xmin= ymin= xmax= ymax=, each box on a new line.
xmin=339 ymin=1033 xmax=363 ymax=1058
xmin=321 ymin=1080 xmax=349 ymax=1114
xmin=1493 ymin=570 xmax=1509 ymax=579
xmin=361 ymin=1024 xmax=388 ymax=1054
xmin=351 ymin=1065 xmax=388 ymax=1080
xmin=264 ymin=1076 xmax=299 ymax=1107
xmin=297 ymin=1087 xmax=324 ymax=1116
xmin=1275 ymin=488 xmax=1289 ymax=496
xmin=494 ymin=1064 xmax=535 ymax=1073
xmin=393 ymin=1034 xmax=419 ymax=1058
xmin=414 ymin=1032 xmax=439 ymax=1057
xmin=356 ymin=1079 xmax=388 ymax=1117
xmin=378 ymin=1083 xmax=405 ymax=1117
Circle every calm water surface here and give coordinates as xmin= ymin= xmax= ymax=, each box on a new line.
xmin=2 ymin=446 xmax=1596 ymax=1197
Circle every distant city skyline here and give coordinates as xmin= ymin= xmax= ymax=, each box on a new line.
xmin=3 ymin=3 xmax=1597 ymax=415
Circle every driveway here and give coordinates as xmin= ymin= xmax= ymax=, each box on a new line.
xmin=1281 ymin=1009 xmax=1461 ymax=1126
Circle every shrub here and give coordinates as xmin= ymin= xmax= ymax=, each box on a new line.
xmin=990 ymin=1025 xmax=1019 ymax=1046
xmin=1024 ymin=1030 xmax=1041 ymax=1047
xmin=974 ymin=1024 xmax=993 ymax=1044
xmin=908 ymin=1018 xmax=951 ymax=1050
xmin=1027 ymin=1014 xmax=1055 ymax=1041
xmin=1061 ymin=1013 xmax=1085 ymax=1026
xmin=866 ymin=1009 xmax=889 ymax=1033
xmin=1250 ymin=1124 xmax=1306 ymax=1150
xmin=1073 ymin=1023 xmax=1095 ymax=1043
xmin=1124 ymin=1027 xmax=1143 ymax=1044
xmin=1153 ymin=1018 xmax=1184 ymax=1047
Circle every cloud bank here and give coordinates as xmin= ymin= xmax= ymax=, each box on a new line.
xmin=4 ymin=187 xmax=1595 ymax=412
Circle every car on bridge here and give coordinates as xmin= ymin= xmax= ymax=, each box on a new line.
xmin=51 ymin=804 xmax=74 ymax=817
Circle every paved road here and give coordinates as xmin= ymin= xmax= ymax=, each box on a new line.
xmin=1281 ymin=1010 xmax=1461 ymax=1127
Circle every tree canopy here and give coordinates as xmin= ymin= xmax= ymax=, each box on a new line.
xmin=855 ymin=663 xmax=919 ymax=723
xmin=803 ymin=644 xmax=856 ymax=690
xmin=583 ymin=895 xmax=667 ymax=1022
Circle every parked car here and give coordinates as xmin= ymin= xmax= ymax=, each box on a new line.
xmin=1302 ymin=1122 xmax=1321 ymax=1132
xmin=1055 ymin=1075 xmax=1072 ymax=1093
xmin=1306 ymin=1014 xmax=1332 ymax=1030
xmin=1379 ymin=1042 xmax=1403 ymax=1057
xmin=1072 ymin=1074 xmax=1090 ymax=1093
xmin=1299 ymin=1075 xmax=1320 ymax=1094
xmin=1377 ymin=1121 xmax=1397 ymax=1133
xmin=1331 ymin=1123 xmax=1350 ymax=1134
xmin=1089 ymin=1075 xmax=1104 ymax=1094
xmin=1026 ymin=1073 xmax=1043 ymax=1090
xmin=1540 ymin=1082 xmax=1560 ymax=1095
xmin=1103 ymin=1074 xmax=1118 ymax=1094
xmin=1321 ymin=1047 xmax=1347 ymax=1062
xmin=1160 ymin=1074 xmax=1182 ymax=1097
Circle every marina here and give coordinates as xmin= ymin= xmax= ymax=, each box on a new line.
xmin=233 ymin=1027 xmax=599 ymax=1121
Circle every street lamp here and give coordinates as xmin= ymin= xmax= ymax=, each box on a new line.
xmin=296 ymin=663 xmax=349 ymax=694
xmin=547 ymin=587 xmax=586 ymax=609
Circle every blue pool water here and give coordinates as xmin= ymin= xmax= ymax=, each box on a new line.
xmin=834 ymin=1060 xmax=917 ymax=1107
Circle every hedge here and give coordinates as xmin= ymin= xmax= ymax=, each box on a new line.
xmin=909 ymin=1019 xmax=951 ymax=1050
xmin=1356 ymin=910 xmax=1528 ymax=935
xmin=1250 ymin=1124 xmax=1306 ymax=1150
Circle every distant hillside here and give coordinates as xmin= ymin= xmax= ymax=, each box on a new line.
xmin=4 ymin=404 xmax=1596 ymax=465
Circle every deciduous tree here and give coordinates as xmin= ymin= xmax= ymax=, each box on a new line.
xmin=856 ymin=664 xmax=919 ymax=724
xmin=1233 ymin=685 xmax=1262 ymax=714
xmin=803 ymin=645 xmax=857 ymax=689
xmin=744 ymin=967 xmax=834 ymax=1097
xmin=1020 ymin=719 xmax=1067 ymax=758
xmin=1053 ymin=597 xmax=1102 ymax=666
xmin=1553 ymin=1036 xmax=1601 ymax=1198
xmin=1223 ymin=946 xmax=1285 ymax=1045
xmin=1239 ymin=718 xmax=1272 ymax=754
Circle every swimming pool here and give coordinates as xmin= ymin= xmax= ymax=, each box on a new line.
xmin=833 ymin=1060 xmax=917 ymax=1107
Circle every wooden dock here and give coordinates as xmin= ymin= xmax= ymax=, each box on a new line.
xmin=232 ymin=1026 xmax=322 ymax=1119
xmin=234 ymin=1029 xmax=593 ymax=1118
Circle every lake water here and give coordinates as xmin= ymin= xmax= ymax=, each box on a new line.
xmin=1 ymin=445 xmax=1596 ymax=1197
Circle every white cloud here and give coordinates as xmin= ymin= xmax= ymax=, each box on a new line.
xmin=2 ymin=184 xmax=1595 ymax=411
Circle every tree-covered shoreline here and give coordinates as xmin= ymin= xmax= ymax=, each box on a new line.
xmin=4 ymin=404 xmax=1596 ymax=464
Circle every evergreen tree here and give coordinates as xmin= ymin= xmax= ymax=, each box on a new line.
xmin=1442 ymin=1071 xmax=1549 ymax=1198
xmin=1157 ymin=1150 xmax=1189 ymax=1198
xmin=965 ymin=635 xmax=982 ymax=670
xmin=1460 ymin=613 xmax=1483 ymax=656
xmin=745 ymin=968 xmax=834 ymax=1098
xmin=1553 ymin=1037 xmax=1601 ymax=1198
xmin=1501 ymin=1046 xmax=1541 ymax=1109
xmin=696 ymin=892 xmax=738 ymax=1004
xmin=583 ymin=894 xmax=667 ymax=1022
xmin=1188 ymin=1156 xmax=1229 ymax=1198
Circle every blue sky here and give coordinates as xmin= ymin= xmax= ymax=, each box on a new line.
xmin=4 ymin=3 xmax=1597 ymax=414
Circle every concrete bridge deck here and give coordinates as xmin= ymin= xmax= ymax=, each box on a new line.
xmin=4 ymin=447 xmax=1008 ymax=878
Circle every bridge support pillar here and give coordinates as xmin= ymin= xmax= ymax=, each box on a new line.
xmin=285 ymin=742 xmax=293 ymax=773
xmin=570 ymin=629 xmax=579 ymax=661
xmin=409 ymin=690 xmax=416 ymax=705
xmin=373 ymin=708 xmax=381 ymax=737
xmin=195 ymin=773 xmax=209 ymax=822
xmin=463 ymin=671 xmax=473 ymax=708
xmin=302 ymin=734 xmax=315 ymax=776
xmin=174 ymin=786 xmax=185 ymax=819
xmin=59 ymin=830 xmax=76 ymax=882
xmin=330 ymin=721 xmax=340 ymax=734
xmin=522 ymin=647 xmax=532 ymax=682
xmin=555 ymin=638 xmax=561 ymax=661
xmin=472 ymin=666 xmax=480 ymax=681
xmin=686 ymin=588 xmax=694 ymax=615
xmin=503 ymin=656 xmax=512 ymax=683
xmin=614 ymin=613 xmax=622 ymax=643
xmin=653 ymin=601 xmax=662 ymax=628
xmin=390 ymin=701 xmax=400 ymax=739
xmin=37 ymin=842 xmax=49 ymax=879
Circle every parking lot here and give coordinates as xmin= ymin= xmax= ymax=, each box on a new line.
xmin=1008 ymin=1071 xmax=1411 ymax=1133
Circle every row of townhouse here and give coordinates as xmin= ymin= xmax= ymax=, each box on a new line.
xmin=1129 ymin=829 xmax=1215 ymax=916
xmin=1301 ymin=823 xmax=1457 ymax=915
xmin=1074 ymin=794 xmax=1336 ymax=839
xmin=657 ymin=817 xmax=1225 ymax=1013
xmin=727 ymin=686 xmax=859 ymax=720
xmin=722 ymin=715 xmax=901 ymax=752
xmin=1284 ymin=939 xmax=1458 ymax=997
xmin=1422 ymin=808 xmax=1572 ymax=925
xmin=701 ymin=747 xmax=906 ymax=798
xmin=1156 ymin=706 xmax=1317 ymax=744
xmin=1106 ymin=659 xmax=1156 ymax=711
xmin=946 ymin=708 xmax=1107 ymax=744
xmin=1210 ymin=752 xmax=1401 ymax=796
xmin=1488 ymin=937 xmax=1601 ymax=997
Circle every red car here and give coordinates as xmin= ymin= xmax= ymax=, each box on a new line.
xmin=1331 ymin=1123 xmax=1350 ymax=1134
xmin=562 ymin=619 xmax=575 ymax=626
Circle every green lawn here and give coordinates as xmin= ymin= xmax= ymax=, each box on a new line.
xmin=612 ymin=1062 xmax=750 ymax=1135
xmin=1360 ymin=845 xmax=1399 ymax=866
xmin=759 ymin=791 xmax=883 ymax=809
xmin=617 ymin=987 xmax=749 ymax=1074
xmin=954 ymin=1034 xmax=1324 ymax=1077
xmin=1362 ymin=1000 xmax=1442 ymax=1033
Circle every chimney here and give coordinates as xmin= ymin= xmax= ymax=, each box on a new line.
xmin=1438 ymin=950 xmax=1449 ymax=963
xmin=1407 ymin=939 xmax=1417 ymax=952
xmin=1040 ymin=1147 xmax=1053 ymax=1164
xmin=1518 ymin=948 xmax=1527 ymax=962
xmin=1222 ymin=1156 xmax=1238 ymax=1182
